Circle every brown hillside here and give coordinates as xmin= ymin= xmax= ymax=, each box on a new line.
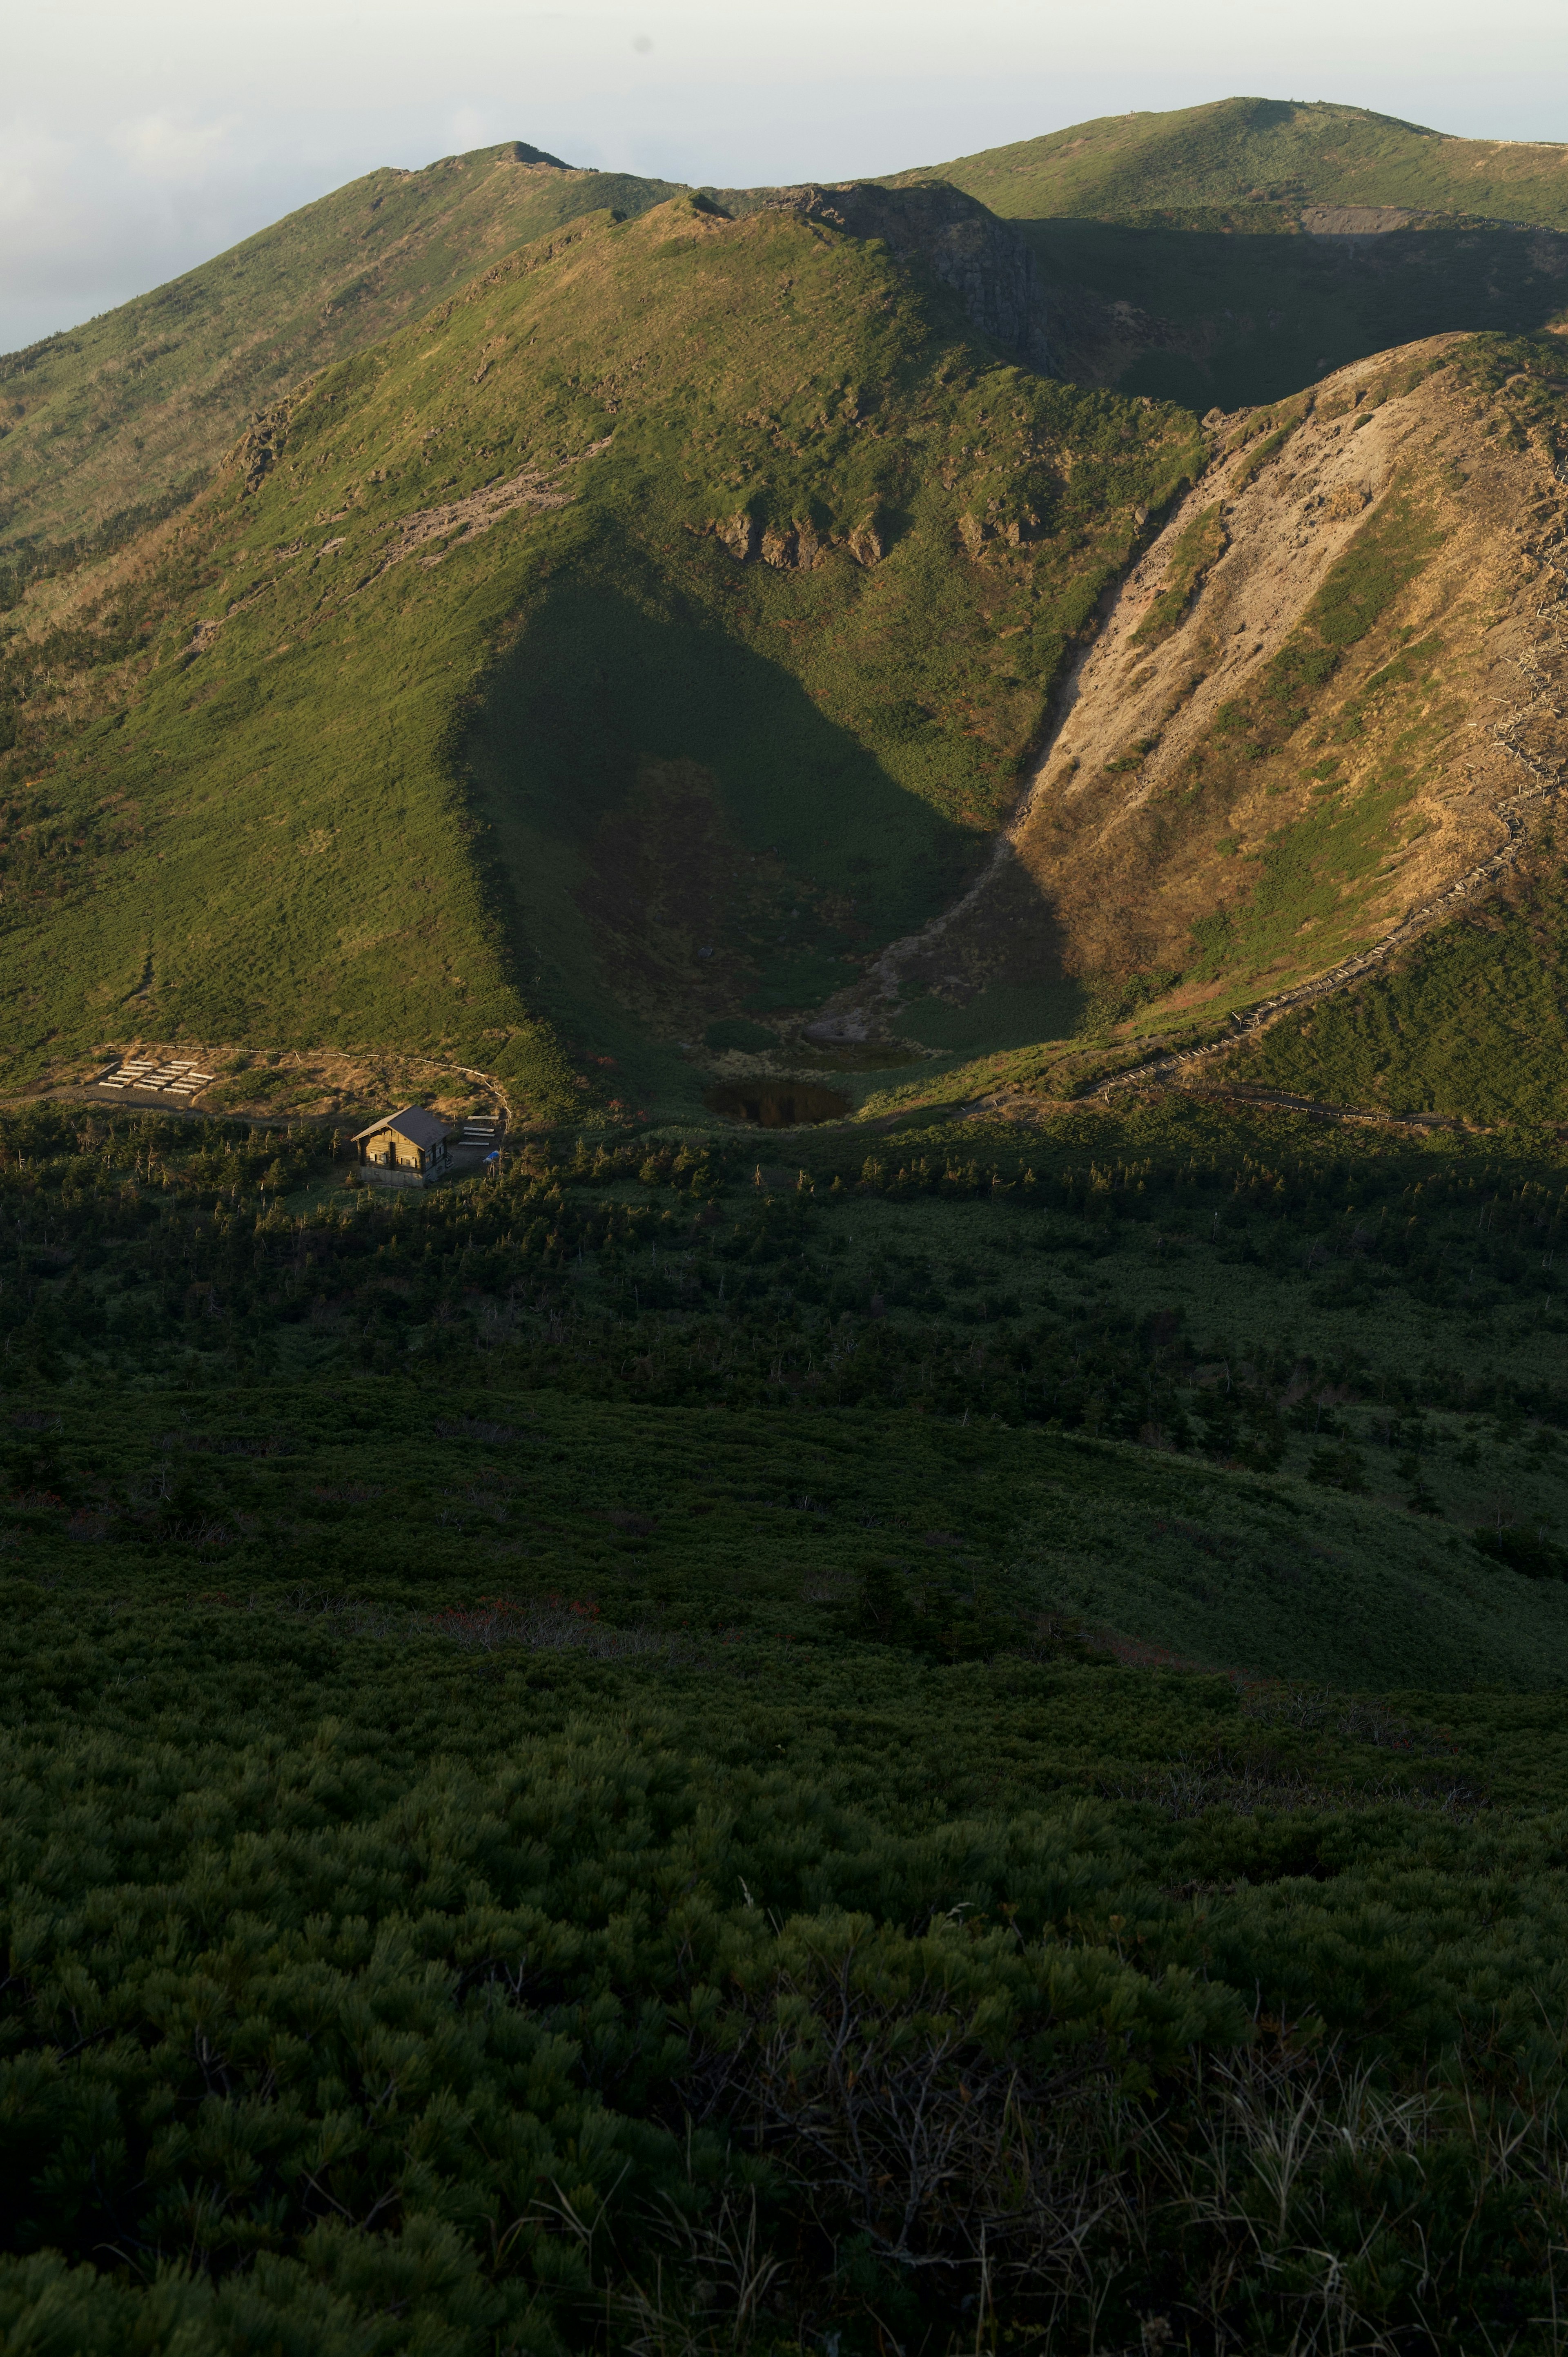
xmin=819 ymin=334 xmax=1568 ymax=1073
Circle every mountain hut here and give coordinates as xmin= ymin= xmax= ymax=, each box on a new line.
xmin=352 ymin=1106 xmax=452 ymax=1186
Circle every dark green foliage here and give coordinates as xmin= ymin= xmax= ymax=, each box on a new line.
xmin=3 ymin=1099 xmax=1568 ymax=2345
xmin=8 ymin=1099 xmax=1568 ymax=1688
xmin=1307 ymin=1438 xmax=1370 ymax=1492
xmin=1474 ymin=1525 xmax=1568 ymax=1579
xmin=2 ymin=1503 xmax=1568 ymax=2350
xmin=704 ymin=1017 xmax=780 ymax=1052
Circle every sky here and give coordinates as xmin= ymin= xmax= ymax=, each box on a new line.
xmin=4 ymin=0 xmax=1565 ymax=354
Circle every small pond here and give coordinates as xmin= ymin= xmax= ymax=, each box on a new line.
xmin=703 ymin=1082 xmax=851 ymax=1128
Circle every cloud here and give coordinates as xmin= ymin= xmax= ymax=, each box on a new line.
xmin=110 ymin=111 xmax=239 ymax=184
xmin=0 ymin=121 xmax=83 ymax=235
xmin=444 ymin=106 xmax=497 ymax=152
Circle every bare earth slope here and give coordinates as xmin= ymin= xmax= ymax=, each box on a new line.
xmin=817 ymin=334 xmax=1568 ymax=1099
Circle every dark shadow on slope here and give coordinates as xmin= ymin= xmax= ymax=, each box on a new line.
xmin=466 ymin=581 xmax=1013 ymax=1060
xmin=877 ymin=848 xmax=1091 ymax=1052
xmin=1019 ymin=215 xmax=1568 ymax=411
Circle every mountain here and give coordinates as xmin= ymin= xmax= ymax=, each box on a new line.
xmin=9 ymin=97 xmax=1564 ymax=569
xmin=814 ymin=330 xmax=1568 ymax=1126
xmin=7 ymin=106 xmax=1568 ymax=1139
xmin=898 ymin=99 xmax=1568 ymax=411
xmin=925 ymin=98 xmax=1568 ymax=226
xmin=0 ymin=143 xmax=681 ymax=566
xmin=0 ymin=191 xmax=1196 ymax=1115
xmin=10 ymin=113 xmax=1568 ymax=2357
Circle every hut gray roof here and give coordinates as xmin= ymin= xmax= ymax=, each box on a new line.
xmin=352 ymin=1106 xmax=450 ymax=1148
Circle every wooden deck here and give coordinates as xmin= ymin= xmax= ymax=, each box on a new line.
xmin=94 ymin=1057 xmax=216 ymax=1101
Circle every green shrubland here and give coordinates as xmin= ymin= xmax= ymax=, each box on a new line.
xmin=1238 ymin=861 xmax=1568 ymax=1124
xmin=7 ymin=1096 xmax=1568 ymax=2346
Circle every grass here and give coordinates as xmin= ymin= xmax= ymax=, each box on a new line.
xmin=890 ymin=98 xmax=1568 ymax=412
xmin=15 ymin=94 xmax=1568 ymax=594
xmin=0 ymin=142 xmax=681 ymax=565
xmin=1176 ymin=472 xmax=1449 ymax=986
xmin=1129 ymin=499 xmax=1225 ymax=642
xmin=7 ymin=173 xmax=1565 ymax=1141
xmin=920 ymin=96 xmax=1568 ymax=235
xmin=0 ymin=195 xmax=1199 ymax=1117
xmin=1237 ymin=854 xmax=1568 ymax=1124
xmin=1027 ymin=210 xmax=1568 ymax=411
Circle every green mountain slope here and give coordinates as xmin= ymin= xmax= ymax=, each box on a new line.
xmin=927 ymin=97 xmax=1568 ymax=229
xmin=897 ymin=99 xmax=1568 ymax=411
xmin=1231 ymin=865 xmax=1568 ymax=1128
xmin=0 ymin=142 xmax=679 ymax=565
xmin=0 ymin=194 xmax=1198 ymax=1112
xmin=1027 ymin=207 xmax=1568 ymax=413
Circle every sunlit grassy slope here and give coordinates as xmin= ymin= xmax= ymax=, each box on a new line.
xmin=14 ymin=97 xmax=1568 ymax=571
xmin=0 ymin=196 xmax=1198 ymax=1111
xmin=0 ymin=142 xmax=679 ymax=562
xmin=925 ymin=97 xmax=1568 ymax=230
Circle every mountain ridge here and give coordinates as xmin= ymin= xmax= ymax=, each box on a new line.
xmin=0 ymin=143 xmax=682 ymax=566
xmin=6 ymin=106 xmax=1568 ymax=1137
xmin=915 ymin=97 xmax=1568 ymax=230
xmin=11 ymin=94 xmax=1568 ymax=580
xmin=0 ymin=191 xmax=1196 ymax=1121
xmin=894 ymin=98 xmax=1568 ymax=412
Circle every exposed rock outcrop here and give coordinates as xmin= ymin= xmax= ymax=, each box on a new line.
xmin=359 ymin=435 xmax=613 ymax=580
xmin=236 ymin=402 xmax=293 ymax=495
xmin=698 ymin=511 xmax=887 ymax=570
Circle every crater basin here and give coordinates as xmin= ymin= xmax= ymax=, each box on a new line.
xmin=703 ymin=1082 xmax=850 ymax=1128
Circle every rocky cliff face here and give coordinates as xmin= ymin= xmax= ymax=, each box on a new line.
xmin=762 ymin=181 xmax=1054 ymax=375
